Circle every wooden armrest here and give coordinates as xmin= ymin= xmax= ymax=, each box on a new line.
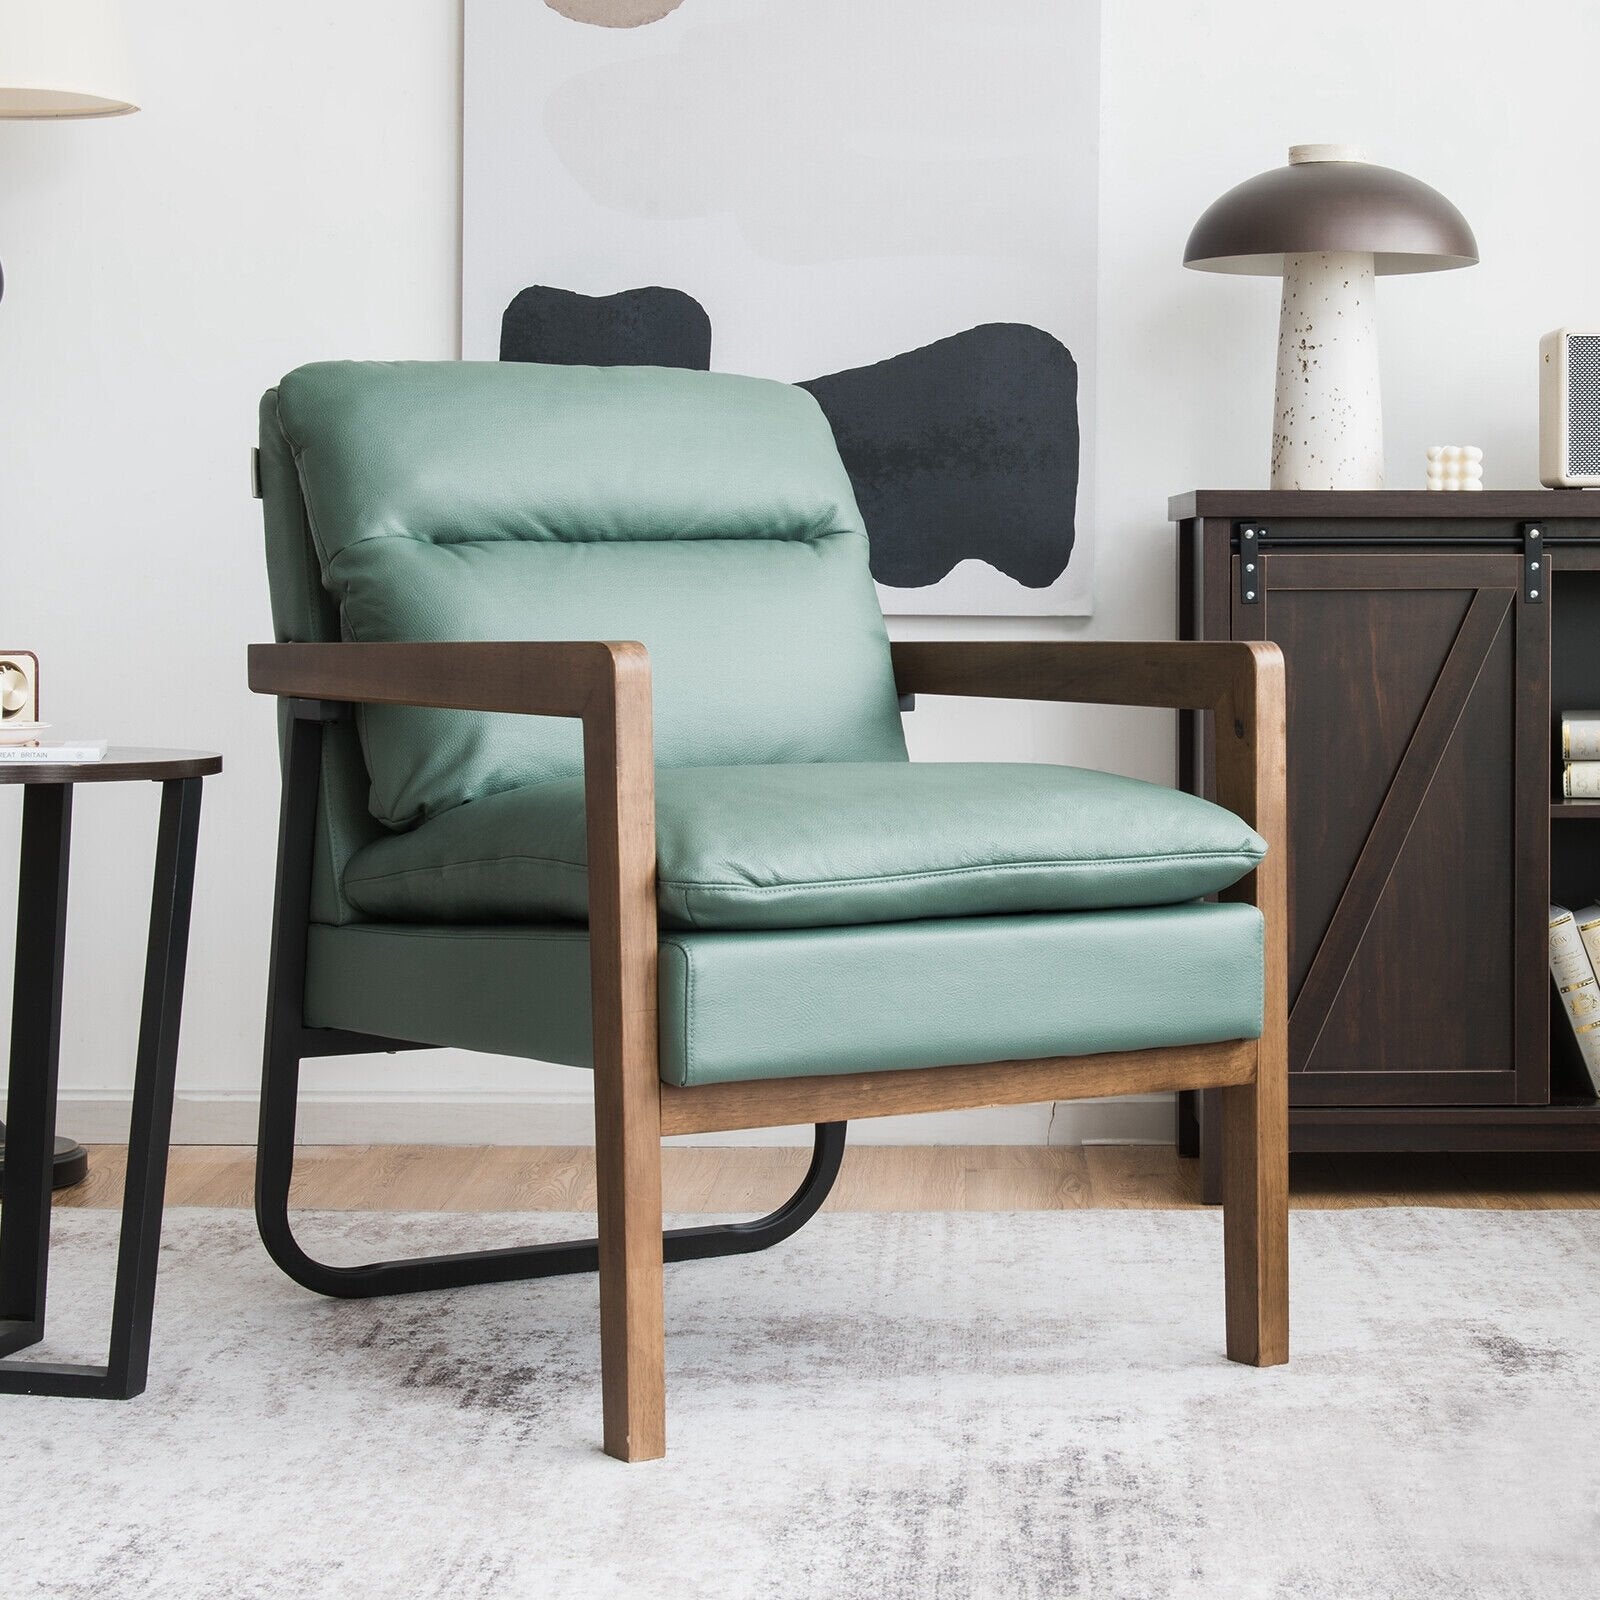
xmin=247 ymin=639 xmax=647 ymax=720
xmin=889 ymin=638 xmax=1277 ymax=714
xmin=890 ymin=638 xmax=1286 ymax=934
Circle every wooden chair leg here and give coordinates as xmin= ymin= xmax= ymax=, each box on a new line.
xmin=1222 ymin=1035 xmax=1289 ymax=1366
xmin=585 ymin=646 xmax=666 ymax=1461
xmin=593 ymin=1064 xmax=666 ymax=1462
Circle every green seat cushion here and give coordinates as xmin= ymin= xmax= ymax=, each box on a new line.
xmin=269 ymin=362 xmax=905 ymax=828
xmin=342 ymin=762 xmax=1266 ymax=932
xmin=304 ymin=902 xmax=1265 ymax=1086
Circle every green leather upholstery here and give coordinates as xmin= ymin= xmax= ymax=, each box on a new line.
xmin=343 ymin=761 xmax=1266 ymax=931
xmin=305 ymin=902 xmax=1265 ymax=1086
xmin=269 ymin=362 xmax=905 ymax=827
xmin=258 ymin=391 xmax=383 ymax=926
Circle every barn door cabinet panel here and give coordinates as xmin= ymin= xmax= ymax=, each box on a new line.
xmin=1173 ymin=490 xmax=1600 ymax=1163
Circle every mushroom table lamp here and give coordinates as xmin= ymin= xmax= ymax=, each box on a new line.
xmin=1184 ymin=145 xmax=1478 ymax=490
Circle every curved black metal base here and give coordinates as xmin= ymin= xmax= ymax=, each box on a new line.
xmin=257 ymin=1111 xmax=846 ymax=1301
xmin=257 ymin=706 xmax=846 ymax=1304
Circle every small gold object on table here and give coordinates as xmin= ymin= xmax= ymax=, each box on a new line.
xmin=0 ymin=650 xmax=43 ymax=746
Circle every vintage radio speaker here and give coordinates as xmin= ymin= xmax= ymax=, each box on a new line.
xmin=0 ymin=650 xmax=39 ymax=729
xmin=1541 ymin=329 xmax=1600 ymax=488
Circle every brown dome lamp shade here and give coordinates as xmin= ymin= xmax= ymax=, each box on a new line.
xmin=1184 ymin=145 xmax=1479 ymax=490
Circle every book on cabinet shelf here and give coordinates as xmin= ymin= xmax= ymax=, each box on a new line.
xmin=1562 ymin=762 xmax=1600 ymax=800
xmin=1561 ymin=711 xmax=1600 ymax=762
xmin=1559 ymin=713 xmax=1600 ymax=801
xmin=1549 ymin=905 xmax=1600 ymax=1095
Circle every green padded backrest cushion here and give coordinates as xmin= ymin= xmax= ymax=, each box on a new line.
xmin=266 ymin=361 xmax=908 ymax=828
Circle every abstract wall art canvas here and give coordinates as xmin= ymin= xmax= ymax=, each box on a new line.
xmin=463 ymin=0 xmax=1099 ymax=615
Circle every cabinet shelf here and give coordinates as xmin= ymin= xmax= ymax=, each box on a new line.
xmin=1551 ymin=802 xmax=1600 ymax=819
xmin=1291 ymin=1098 xmax=1600 ymax=1153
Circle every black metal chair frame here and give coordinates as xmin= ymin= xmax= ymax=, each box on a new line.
xmin=255 ymin=701 xmax=846 ymax=1301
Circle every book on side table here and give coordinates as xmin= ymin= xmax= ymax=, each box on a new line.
xmin=0 ymin=741 xmax=108 ymax=762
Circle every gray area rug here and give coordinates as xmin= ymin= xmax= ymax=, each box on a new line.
xmin=5 ymin=1207 xmax=1598 ymax=1600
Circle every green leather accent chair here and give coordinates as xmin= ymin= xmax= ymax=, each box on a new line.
xmin=250 ymin=360 xmax=1289 ymax=1462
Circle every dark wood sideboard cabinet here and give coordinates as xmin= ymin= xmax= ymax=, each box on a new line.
xmin=1172 ymin=490 xmax=1600 ymax=1180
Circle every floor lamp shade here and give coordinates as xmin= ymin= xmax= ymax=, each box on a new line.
xmin=0 ymin=0 xmax=138 ymax=118
xmin=1184 ymin=146 xmax=1478 ymax=490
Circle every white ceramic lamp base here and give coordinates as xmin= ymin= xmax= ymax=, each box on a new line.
xmin=1271 ymin=249 xmax=1383 ymax=490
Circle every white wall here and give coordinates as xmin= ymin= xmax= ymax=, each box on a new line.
xmin=0 ymin=0 xmax=463 ymax=1143
xmin=2 ymin=0 xmax=1591 ymax=1147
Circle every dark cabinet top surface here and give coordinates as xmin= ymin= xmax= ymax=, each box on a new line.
xmin=1170 ymin=489 xmax=1600 ymax=523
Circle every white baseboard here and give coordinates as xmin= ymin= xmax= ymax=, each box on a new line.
xmin=37 ymin=1089 xmax=1175 ymax=1148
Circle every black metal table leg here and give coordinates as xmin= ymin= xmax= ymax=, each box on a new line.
xmin=0 ymin=776 xmax=205 ymax=1398
xmin=0 ymin=786 xmax=73 ymax=1365
xmin=102 ymin=777 xmax=204 ymax=1396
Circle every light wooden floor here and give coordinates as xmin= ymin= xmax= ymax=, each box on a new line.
xmin=52 ymin=1144 xmax=1600 ymax=1212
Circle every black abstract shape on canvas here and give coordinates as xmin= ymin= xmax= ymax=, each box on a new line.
xmin=800 ymin=324 xmax=1077 ymax=591
xmin=500 ymin=284 xmax=711 ymax=370
xmin=498 ymin=291 xmax=1078 ymax=592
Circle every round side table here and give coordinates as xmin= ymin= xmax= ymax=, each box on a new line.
xmin=0 ymin=748 xmax=220 ymax=1399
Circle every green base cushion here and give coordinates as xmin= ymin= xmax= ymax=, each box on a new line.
xmin=304 ymin=902 xmax=1264 ymax=1086
xmin=342 ymin=762 xmax=1266 ymax=931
